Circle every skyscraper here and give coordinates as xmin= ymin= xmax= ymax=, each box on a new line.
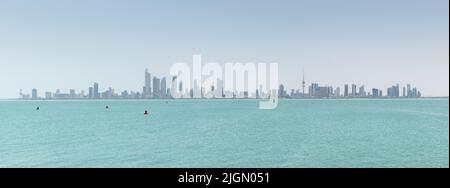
xmin=394 ymin=84 xmax=400 ymax=97
xmin=387 ymin=84 xmax=400 ymax=97
xmin=193 ymin=80 xmax=200 ymax=98
xmin=88 ymin=87 xmax=93 ymax=99
xmin=160 ymin=77 xmax=166 ymax=97
xmin=93 ymin=82 xmax=99 ymax=99
xmin=407 ymin=84 xmax=411 ymax=97
xmin=32 ymin=88 xmax=38 ymax=99
xmin=278 ymin=84 xmax=286 ymax=97
xmin=316 ymin=86 xmax=330 ymax=98
xmin=411 ymin=88 xmax=418 ymax=97
xmin=344 ymin=84 xmax=349 ymax=97
xmin=171 ymin=76 xmax=178 ymax=98
xmin=179 ymin=81 xmax=183 ymax=96
xmin=372 ymin=88 xmax=379 ymax=97
xmin=153 ymin=77 xmax=160 ymax=98
xmin=216 ymin=78 xmax=224 ymax=98
xmin=121 ymin=90 xmax=129 ymax=98
xmin=359 ymin=85 xmax=365 ymax=97
xmin=351 ymin=84 xmax=357 ymax=97
xmin=309 ymin=83 xmax=319 ymax=97
xmin=143 ymin=69 xmax=152 ymax=98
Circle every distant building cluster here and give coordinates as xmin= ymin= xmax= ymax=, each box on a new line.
xmin=20 ymin=69 xmax=422 ymax=100
xmin=279 ymin=82 xmax=421 ymax=99
xmin=20 ymin=69 xmax=171 ymax=100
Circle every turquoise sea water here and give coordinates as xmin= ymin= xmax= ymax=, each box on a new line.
xmin=0 ymin=99 xmax=448 ymax=167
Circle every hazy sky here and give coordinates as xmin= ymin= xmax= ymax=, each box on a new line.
xmin=0 ymin=0 xmax=448 ymax=98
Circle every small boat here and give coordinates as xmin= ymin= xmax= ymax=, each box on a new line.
xmin=144 ymin=110 xmax=149 ymax=115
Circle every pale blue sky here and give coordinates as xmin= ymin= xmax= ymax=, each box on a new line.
xmin=0 ymin=0 xmax=448 ymax=98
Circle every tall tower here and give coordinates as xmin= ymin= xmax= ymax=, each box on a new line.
xmin=171 ymin=76 xmax=178 ymax=98
xmin=153 ymin=76 xmax=160 ymax=98
xmin=302 ymin=69 xmax=306 ymax=96
xmin=160 ymin=77 xmax=166 ymax=97
xmin=144 ymin=69 xmax=152 ymax=97
xmin=93 ymin=82 xmax=99 ymax=98
xmin=32 ymin=88 xmax=38 ymax=99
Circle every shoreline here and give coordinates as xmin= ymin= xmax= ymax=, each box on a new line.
xmin=0 ymin=97 xmax=448 ymax=101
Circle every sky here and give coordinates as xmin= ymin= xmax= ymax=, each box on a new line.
xmin=0 ymin=0 xmax=448 ymax=98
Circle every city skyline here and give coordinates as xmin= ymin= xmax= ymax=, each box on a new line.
xmin=20 ymin=68 xmax=423 ymax=100
xmin=0 ymin=0 xmax=448 ymax=98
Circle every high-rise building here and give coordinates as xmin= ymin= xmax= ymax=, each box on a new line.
xmin=31 ymin=88 xmax=38 ymax=99
xmin=335 ymin=87 xmax=341 ymax=97
xmin=316 ymin=86 xmax=330 ymax=98
xmin=103 ymin=87 xmax=115 ymax=98
xmin=193 ymin=80 xmax=201 ymax=98
xmin=372 ymin=88 xmax=379 ymax=97
xmin=278 ymin=84 xmax=286 ymax=97
xmin=351 ymin=84 xmax=357 ymax=97
xmin=394 ymin=84 xmax=400 ymax=97
xmin=171 ymin=76 xmax=178 ymax=98
xmin=88 ymin=87 xmax=93 ymax=99
xmin=328 ymin=86 xmax=333 ymax=96
xmin=153 ymin=77 xmax=160 ymax=98
xmin=359 ymin=85 xmax=365 ymax=97
xmin=32 ymin=88 xmax=38 ymax=99
xmin=309 ymin=83 xmax=319 ymax=97
xmin=216 ymin=78 xmax=224 ymax=98
xmin=387 ymin=84 xmax=400 ymax=97
xmin=189 ymin=88 xmax=194 ymax=98
xmin=344 ymin=84 xmax=349 ymax=97
xmin=407 ymin=84 xmax=411 ymax=97
xmin=121 ymin=90 xmax=129 ymax=98
xmin=402 ymin=87 xmax=406 ymax=97
xmin=143 ymin=69 xmax=152 ymax=98
xmin=93 ymin=82 xmax=99 ymax=98
xmin=160 ymin=77 xmax=167 ymax=97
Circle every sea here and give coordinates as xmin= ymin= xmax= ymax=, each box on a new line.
xmin=0 ymin=99 xmax=448 ymax=167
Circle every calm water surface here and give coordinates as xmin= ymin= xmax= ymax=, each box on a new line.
xmin=0 ymin=99 xmax=448 ymax=167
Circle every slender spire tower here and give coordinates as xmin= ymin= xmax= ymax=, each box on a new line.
xmin=302 ymin=69 xmax=306 ymax=96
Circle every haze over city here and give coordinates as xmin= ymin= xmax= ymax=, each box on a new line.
xmin=0 ymin=0 xmax=448 ymax=99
